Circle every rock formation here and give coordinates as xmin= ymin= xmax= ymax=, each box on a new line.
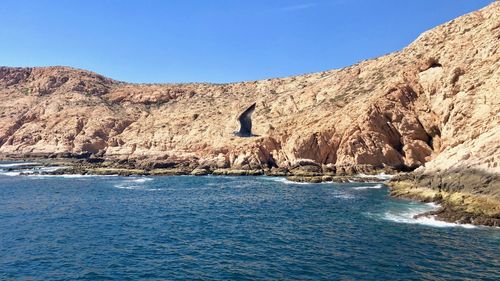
xmin=0 ymin=2 xmax=498 ymax=180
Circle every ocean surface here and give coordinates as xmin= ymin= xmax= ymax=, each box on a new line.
xmin=0 ymin=162 xmax=499 ymax=280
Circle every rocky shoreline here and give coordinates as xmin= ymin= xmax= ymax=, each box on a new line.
xmin=388 ymin=171 xmax=500 ymax=227
xmin=2 ymin=157 xmax=499 ymax=227
xmin=0 ymin=156 xmax=393 ymax=183
xmin=0 ymin=159 xmax=495 ymax=227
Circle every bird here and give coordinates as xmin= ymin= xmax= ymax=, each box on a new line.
xmin=235 ymin=103 xmax=256 ymax=137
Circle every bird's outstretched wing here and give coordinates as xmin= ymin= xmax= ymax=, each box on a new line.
xmin=237 ymin=103 xmax=256 ymax=136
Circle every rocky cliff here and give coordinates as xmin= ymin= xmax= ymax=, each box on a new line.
xmin=1 ymin=2 xmax=499 ymax=180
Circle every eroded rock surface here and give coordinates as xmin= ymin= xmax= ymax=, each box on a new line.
xmin=0 ymin=3 xmax=499 ymax=179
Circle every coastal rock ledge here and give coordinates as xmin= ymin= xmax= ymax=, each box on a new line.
xmin=389 ymin=171 xmax=500 ymax=227
xmin=0 ymin=4 xmax=499 ymax=223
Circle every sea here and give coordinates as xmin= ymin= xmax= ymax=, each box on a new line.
xmin=0 ymin=162 xmax=499 ymax=280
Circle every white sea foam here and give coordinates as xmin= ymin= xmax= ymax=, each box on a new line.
xmin=38 ymin=166 xmax=67 ymax=172
xmin=414 ymin=216 xmax=477 ymax=229
xmin=356 ymin=173 xmax=394 ymax=181
xmin=0 ymin=162 xmax=39 ymax=168
xmin=425 ymin=202 xmax=440 ymax=208
xmin=263 ymin=177 xmax=327 ymax=185
xmin=384 ymin=212 xmax=477 ymax=229
xmin=334 ymin=193 xmax=356 ymax=199
xmin=383 ymin=203 xmax=477 ymax=229
xmin=0 ymin=171 xmax=21 ymax=176
xmin=15 ymin=166 xmax=66 ymax=174
xmin=113 ymin=177 xmax=157 ymax=191
xmin=114 ymin=184 xmax=141 ymax=190
xmin=0 ymin=165 xmax=69 ymax=177
xmin=353 ymin=184 xmax=384 ymax=190
xmin=114 ymin=183 xmax=159 ymax=191
xmin=59 ymin=174 xmax=102 ymax=178
xmin=27 ymin=174 xmax=117 ymax=179
xmin=129 ymin=177 xmax=154 ymax=183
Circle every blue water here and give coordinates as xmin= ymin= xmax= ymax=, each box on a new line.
xmin=0 ymin=166 xmax=499 ymax=280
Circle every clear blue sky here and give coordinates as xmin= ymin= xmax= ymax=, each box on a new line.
xmin=0 ymin=0 xmax=494 ymax=83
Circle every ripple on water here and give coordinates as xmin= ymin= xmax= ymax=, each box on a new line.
xmin=333 ymin=193 xmax=356 ymax=199
xmin=353 ymin=184 xmax=384 ymax=190
xmin=1 ymin=170 xmax=499 ymax=280
xmin=113 ymin=177 xmax=159 ymax=191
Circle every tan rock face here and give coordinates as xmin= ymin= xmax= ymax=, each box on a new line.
xmin=0 ymin=2 xmax=499 ymax=174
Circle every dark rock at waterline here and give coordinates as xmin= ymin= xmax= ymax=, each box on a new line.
xmin=389 ymin=169 xmax=500 ymax=227
xmin=86 ymin=157 xmax=105 ymax=164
